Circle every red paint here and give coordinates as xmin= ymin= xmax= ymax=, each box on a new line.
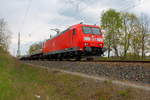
xmin=42 ymin=24 xmax=104 ymax=54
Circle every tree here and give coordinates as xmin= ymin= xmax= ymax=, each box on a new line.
xmin=101 ymin=9 xmax=122 ymax=57
xmin=121 ymin=12 xmax=138 ymax=57
xmin=0 ymin=18 xmax=11 ymax=51
xmin=130 ymin=25 xmax=141 ymax=57
xmin=138 ymin=14 xmax=150 ymax=59
xmin=100 ymin=9 xmax=150 ymax=59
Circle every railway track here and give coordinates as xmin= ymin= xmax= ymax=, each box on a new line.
xmin=42 ymin=59 xmax=150 ymax=63
xmin=81 ymin=60 xmax=150 ymax=63
xmin=21 ymin=59 xmax=150 ymax=65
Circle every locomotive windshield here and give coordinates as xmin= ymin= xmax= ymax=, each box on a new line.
xmin=82 ymin=26 xmax=102 ymax=35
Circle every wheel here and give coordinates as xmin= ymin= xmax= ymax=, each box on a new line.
xmin=86 ymin=57 xmax=94 ymax=61
xmin=58 ymin=58 xmax=62 ymax=61
xmin=75 ymin=56 xmax=81 ymax=61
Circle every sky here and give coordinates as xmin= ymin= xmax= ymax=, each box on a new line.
xmin=0 ymin=0 xmax=149 ymax=56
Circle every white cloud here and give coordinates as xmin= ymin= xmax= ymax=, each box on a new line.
xmin=133 ymin=0 xmax=150 ymax=15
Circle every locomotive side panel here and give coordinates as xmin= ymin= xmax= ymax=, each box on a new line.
xmin=43 ymin=28 xmax=78 ymax=54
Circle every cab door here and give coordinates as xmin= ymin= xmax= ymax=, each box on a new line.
xmin=71 ymin=28 xmax=77 ymax=47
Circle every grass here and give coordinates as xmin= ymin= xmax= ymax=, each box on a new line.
xmin=0 ymin=48 xmax=149 ymax=100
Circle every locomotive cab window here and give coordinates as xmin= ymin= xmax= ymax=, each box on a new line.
xmin=82 ymin=26 xmax=102 ymax=35
xmin=82 ymin=27 xmax=92 ymax=34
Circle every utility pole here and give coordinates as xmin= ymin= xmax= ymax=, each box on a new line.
xmin=17 ymin=32 xmax=20 ymax=57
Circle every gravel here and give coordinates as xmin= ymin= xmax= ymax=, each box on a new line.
xmin=24 ymin=61 xmax=150 ymax=84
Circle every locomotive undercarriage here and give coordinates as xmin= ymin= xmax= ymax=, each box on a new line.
xmin=52 ymin=47 xmax=103 ymax=60
xmin=21 ymin=47 xmax=105 ymax=61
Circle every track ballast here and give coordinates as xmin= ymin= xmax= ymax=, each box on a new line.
xmin=23 ymin=60 xmax=150 ymax=85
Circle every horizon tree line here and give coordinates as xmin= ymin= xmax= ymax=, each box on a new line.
xmin=101 ymin=9 xmax=150 ymax=59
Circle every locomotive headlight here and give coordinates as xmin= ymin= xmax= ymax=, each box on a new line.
xmin=84 ymin=37 xmax=91 ymax=41
xmin=97 ymin=38 xmax=103 ymax=42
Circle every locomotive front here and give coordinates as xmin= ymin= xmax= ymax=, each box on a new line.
xmin=80 ymin=25 xmax=105 ymax=56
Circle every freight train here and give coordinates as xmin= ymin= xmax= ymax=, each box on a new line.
xmin=21 ymin=23 xmax=106 ymax=60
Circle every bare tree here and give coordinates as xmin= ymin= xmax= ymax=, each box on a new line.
xmin=121 ymin=13 xmax=135 ymax=57
xmin=0 ymin=18 xmax=11 ymax=51
xmin=139 ymin=14 xmax=150 ymax=59
xmin=131 ymin=24 xmax=141 ymax=56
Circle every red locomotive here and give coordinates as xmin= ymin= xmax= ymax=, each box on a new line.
xmin=22 ymin=23 xmax=106 ymax=60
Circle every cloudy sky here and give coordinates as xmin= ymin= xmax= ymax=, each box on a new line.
xmin=0 ymin=0 xmax=149 ymax=56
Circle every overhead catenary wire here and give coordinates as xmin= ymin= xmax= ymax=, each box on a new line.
xmin=116 ymin=0 xmax=136 ymax=11
xmin=17 ymin=0 xmax=32 ymax=56
xmin=19 ymin=0 xmax=32 ymax=33
xmin=94 ymin=0 xmax=138 ymax=25
xmin=118 ymin=0 xmax=145 ymax=11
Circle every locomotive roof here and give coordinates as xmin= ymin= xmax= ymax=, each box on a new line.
xmin=71 ymin=24 xmax=100 ymax=28
xmin=46 ymin=24 xmax=101 ymax=41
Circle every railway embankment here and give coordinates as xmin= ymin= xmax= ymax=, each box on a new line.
xmin=24 ymin=61 xmax=150 ymax=85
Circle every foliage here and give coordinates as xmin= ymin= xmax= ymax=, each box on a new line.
xmin=138 ymin=14 xmax=150 ymax=58
xmin=120 ymin=13 xmax=137 ymax=57
xmin=0 ymin=18 xmax=11 ymax=51
xmin=101 ymin=9 xmax=150 ymax=59
xmin=101 ymin=9 xmax=123 ymax=57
